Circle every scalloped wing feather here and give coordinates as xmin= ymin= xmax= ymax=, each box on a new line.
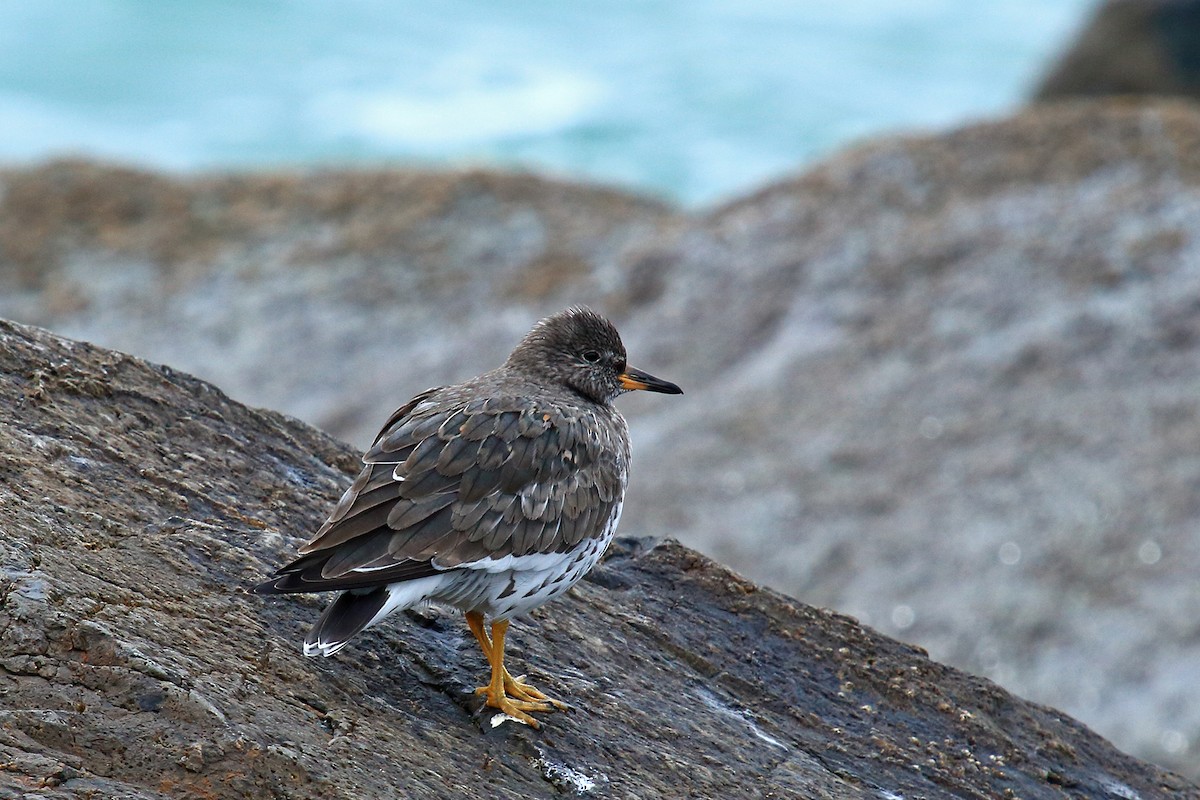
xmin=272 ymin=388 xmax=628 ymax=592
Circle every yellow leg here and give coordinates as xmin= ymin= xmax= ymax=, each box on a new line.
xmin=465 ymin=615 xmax=568 ymax=727
xmin=465 ymin=610 xmax=492 ymax=658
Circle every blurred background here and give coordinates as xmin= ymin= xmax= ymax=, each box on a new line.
xmin=4 ymin=0 xmax=1200 ymax=783
xmin=1 ymin=0 xmax=1089 ymax=205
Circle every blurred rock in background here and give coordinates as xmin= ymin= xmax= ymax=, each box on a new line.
xmin=1034 ymin=0 xmax=1200 ymax=100
xmin=2 ymin=100 xmax=1199 ymax=779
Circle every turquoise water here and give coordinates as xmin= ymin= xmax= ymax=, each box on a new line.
xmin=0 ymin=1 xmax=1091 ymax=204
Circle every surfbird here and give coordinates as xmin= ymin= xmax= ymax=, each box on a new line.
xmin=255 ymin=306 xmax=681 ymax=726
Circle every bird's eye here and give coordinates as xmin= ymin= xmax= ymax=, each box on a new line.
xmin=582 ymin=350 xmax=601 ymax=363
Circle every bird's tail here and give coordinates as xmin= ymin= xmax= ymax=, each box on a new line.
xmin=303 ymin=576 xmax=447 ymax=657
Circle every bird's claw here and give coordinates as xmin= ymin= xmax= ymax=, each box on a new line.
xmin=475 ymin=669 xmax=570 ymax=724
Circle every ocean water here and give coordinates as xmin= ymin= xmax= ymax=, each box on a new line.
xmin=0 ymin=0 xmax=1092 ymax=205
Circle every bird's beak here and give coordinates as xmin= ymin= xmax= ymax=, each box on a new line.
xmin=619 ymin=366 xmax=683 ymax=395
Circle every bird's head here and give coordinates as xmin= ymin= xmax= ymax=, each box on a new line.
xmin=507 ymin=306 xmax=682 ymax=404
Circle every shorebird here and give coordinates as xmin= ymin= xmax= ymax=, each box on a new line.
xmin=256 ymin=306 xmax=681 ymax=726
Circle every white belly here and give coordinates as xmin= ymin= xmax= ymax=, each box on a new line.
xmin=435 ymin=499 xmax=624 ymax=620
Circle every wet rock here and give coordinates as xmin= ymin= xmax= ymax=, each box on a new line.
xmin=1 ymin=319 xmax=1194 ymax=798
xmin=3 ymin=101 xmax=1200 ymax=779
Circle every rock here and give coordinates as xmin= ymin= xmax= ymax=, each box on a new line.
xmin=638 ymin=100 xmax=1200 ymax=782
xmin=0 ymin=318 xmax=1194 ymax=799
xmin=1033 ymin=0 xmax=1200 ymax=101
xmin=2 ymin=101 xmax=1200 ymax=779
xmin=0 ymin=161 xmax=674 ymax=443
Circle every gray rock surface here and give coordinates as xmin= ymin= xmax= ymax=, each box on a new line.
xmin=1 ymin=100 xmax=1199 ymax=779
xmin=1 ymin=319 xmax=1195 ymax=799
xmin=640 ymin=100 xmax=1200 ymax=781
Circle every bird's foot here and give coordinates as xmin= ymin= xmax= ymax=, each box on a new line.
xmin=475 ymin=669 xmax=569 ymax=726
xmin=478 ymin=693 xmax=559 ymax=728
xmin=475 ymin=669 xmax=571 ymax=710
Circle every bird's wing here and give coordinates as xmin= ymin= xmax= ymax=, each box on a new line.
xmin=257 ymin=391 xmax=626 ymax=593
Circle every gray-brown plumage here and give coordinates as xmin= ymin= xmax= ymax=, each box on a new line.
xmin=256 ymin=306 xmax=681 ymax=726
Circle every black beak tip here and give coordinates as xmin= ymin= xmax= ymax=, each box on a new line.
xmin=621 ymin=367 xmax=683 ymax=395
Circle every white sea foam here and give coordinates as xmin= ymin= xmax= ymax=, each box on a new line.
xmin=307 ymin=65 xmax=606 ymax=149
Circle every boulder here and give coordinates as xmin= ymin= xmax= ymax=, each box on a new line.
xmin=2 ymin=101 xmax=1199 ymax=779
xmin=1 ymin=318 xmax=1193 ymax=799
xmin=1034 ymin=0 xmax=1200 ymax=101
